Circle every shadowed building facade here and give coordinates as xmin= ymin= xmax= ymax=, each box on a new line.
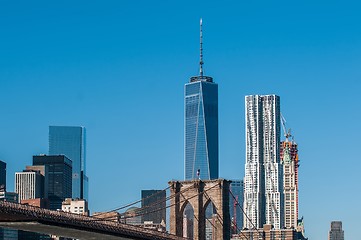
xmin=230 ymin=180 xmax=244 ymax=233
xmin=0 ymin=161 xmax=6 ymax=191
xmin=329 ymin=221 xmax=344 ymax=240
xmin=33 ymin=155 xmax=72 ymax=210
xmin=141 ymin=190 xmax=166 ymax=224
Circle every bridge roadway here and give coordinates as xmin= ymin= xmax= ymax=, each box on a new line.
xmin=0 ymin=201 xmax=185 ymax=240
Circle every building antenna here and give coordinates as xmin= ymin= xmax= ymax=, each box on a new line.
xmin=199 ymin=18 xmax=204 ymax=77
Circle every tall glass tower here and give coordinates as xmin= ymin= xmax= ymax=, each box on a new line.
xmin=49 ymin=126 xmax=88 ymax=200
xmin=184 ymin=19 xmax=218 ymax=180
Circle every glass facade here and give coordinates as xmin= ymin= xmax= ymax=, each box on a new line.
xmin=49 ymin=126 xmax=88 ymax=200
xmin=185 ymin=78 xmax=218 ymax=180
xmin=230 ymin=180 xmax=244 ymax=233
xmin=141 ymin=190 xmax=166 ymax=224
xmin=0 ymin=228 xmax=18 ymax=240
xmin=0 ymin=161 xmax=6 ymax=191
xmin=33 ymin=155 xmax=72 ymax=210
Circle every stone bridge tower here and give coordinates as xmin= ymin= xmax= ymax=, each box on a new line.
xmin=168 ymin=179 xmax=231 ymax=240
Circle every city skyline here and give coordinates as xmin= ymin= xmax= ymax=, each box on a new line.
xmin=1 ymin=1 xmax=360 ymax=239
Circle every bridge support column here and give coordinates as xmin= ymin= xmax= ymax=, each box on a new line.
xmin=169 ymin=179 xmax=231 ymax=240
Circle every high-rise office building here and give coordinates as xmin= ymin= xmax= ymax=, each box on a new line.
xmin=329 ymin=221 xmax=344 ymax=240
xmin=15 ymin=170 xmax=43 ymax=201
xmin=49 ymin=126 xmax=88 ymax=200
xmin=280 ymin=140 xmax=299 ymax=229
xmin=244 ymin=95 xmax=283 ymax=229
xmin=25 ymin=165 xmax=48 ymax=199
xmin=0 ymin=161 xmax=6 ymax=191
xmin=141 ymin=190 xmax=166 ymax=224
xmin=184 ymin=19 xmax=218 ymax=180
xmin=33 ymin=155 xmax=72 ymax=210
xmin=230 ymin=180 xmax=244 ymax=233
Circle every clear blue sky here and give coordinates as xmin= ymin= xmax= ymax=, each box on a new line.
xmin=1 ymin=1 xmax=360 ymax=239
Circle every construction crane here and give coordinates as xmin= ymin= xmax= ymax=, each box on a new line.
xmin=281 ymin=113 xmax=292 ymax=142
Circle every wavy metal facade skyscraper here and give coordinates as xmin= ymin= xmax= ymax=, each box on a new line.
xmin=184 ymin=19 xmax=218 ymax=180
xmin=244 ymin=95 xmax=283 ymax=229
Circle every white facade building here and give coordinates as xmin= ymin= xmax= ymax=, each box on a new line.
xmin=62 ymin=198 xmax=89 ymax=216
xmin=15 ymin=171 xmax=42 ymax=201
xmin=244 ymin=95 xmax=283 ymax=229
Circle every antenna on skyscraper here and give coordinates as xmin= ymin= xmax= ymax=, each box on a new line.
xmin=190 ymin=18 xmax=212 ymax=83
xmin=199 ymin=18 xmax=204 ymax=77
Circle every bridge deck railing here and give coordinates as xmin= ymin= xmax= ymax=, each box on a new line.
xmin=0 ymin=201 xmax=186 ymax=240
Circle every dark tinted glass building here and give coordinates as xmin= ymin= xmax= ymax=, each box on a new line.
xmin=0 ymin=228 xmax=17 ymax=240
xmin=49 ymin=126 xmax=88 ymax=200
xmin=33 ymin=155 xmax=72 ymax=210
xmin=0 ymin=161 xmax=6 ymax=191
xmin=0 ymin=229 xmax=52 ymax=240
xmin=18 ymin=231 xmax=52 ymax=240
xmin=184 ymin=20 xmax=218 ymax=180
xmin=185 ymin=76 xmax=218 ymax=180
xmin=229 ymin=180 xmax=244 ymax=233
xmin=141 ymin=190 xmax=166 ymax=224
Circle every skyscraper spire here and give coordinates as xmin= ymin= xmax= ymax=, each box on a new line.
xmin=199 ymin=18 xmax=204 ymax=77
xmin=190 ymin=18 xmax=212 ymax=83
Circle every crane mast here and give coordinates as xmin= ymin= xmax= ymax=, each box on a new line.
xmin=281 ymin=113 xmax=292 ymax=142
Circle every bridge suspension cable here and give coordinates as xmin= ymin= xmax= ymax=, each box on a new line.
xmin=202 ymin=187 xmax=250 ymax=240
xmin=121 ymin=183 xmax=221 ymax=220
xmin=121 ymin=184 xmax=197 ymax=219
xmin=93 ymin=184 xmax=197 ymax=221
xmin=90 ymin=182 xmax=252 ymax=240
xmin=178 ymin=190 xmax=219 ymax=233
xmin=229 ymin=189 xmax=263 ymax=239
xmin=101 ymin=186 xmax=171 ymax=214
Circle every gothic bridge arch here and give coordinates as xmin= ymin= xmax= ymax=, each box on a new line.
xmin=169 ymin=179 xmax=231 ymax=240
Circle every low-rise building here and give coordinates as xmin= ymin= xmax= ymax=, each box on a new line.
xmin=93 ymin=211 xmax=121 ymax=222
xmin=138 ymin=220 xmax=166 ymax=232
xmin=124 ymin=207 xmax=141 ymax=225
xmin=21 ymin=198 xmax=49 ymax=208
xmin=232 ymin=224 xmax=299 ymax=240
xmin=0 ymin=191 xmax=18 ymax=203
xmin=61 ymin=198 xmax=89 ymax=216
